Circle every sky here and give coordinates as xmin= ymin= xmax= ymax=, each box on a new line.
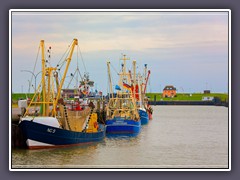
xmin=10 ymin=10 xmax=229 ymax=94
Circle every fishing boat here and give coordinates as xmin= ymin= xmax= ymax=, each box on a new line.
xmin=130 ymin=77 xmax=149 ymax=125
xmin=145 ymin=98 xmax=153 ymax=120
xmin=18 ymin=39 xmax=105 ymax=149
xmin=105 ymin=56 xmax=141 ymax=136
xmin=105 ymin=92 xmax=141 ymax=136
xmin=140 ymin=64 xmax=153 ymax=121
xmin=134 ymin=73 xmax=149 ymax=125
xmin=128 ymin=62 xmax=151 ymax=124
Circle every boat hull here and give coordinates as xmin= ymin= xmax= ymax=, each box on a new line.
xmin=18 ymin=120 xmax=105 ymax=149
xmin=105 ymin=117 xmax=141 ymax=136
xmin=138 ymin=109 xmax=149 ymax=125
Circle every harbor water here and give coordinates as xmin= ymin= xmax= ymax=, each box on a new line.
xmin=11 ymin=105 xmax=229 ymax=169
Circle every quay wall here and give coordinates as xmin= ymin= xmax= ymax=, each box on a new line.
xmin=148 ymin=100 xmax=228 ymax=107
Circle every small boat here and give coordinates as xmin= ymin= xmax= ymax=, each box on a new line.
xmin=18 ymin=39 xmax=105 ymax=149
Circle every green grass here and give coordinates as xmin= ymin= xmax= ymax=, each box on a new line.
xmin=11 ymin=92 xmax=228 ymax=105
xmin=11 ymin=93 xmax=35 ymax=105
xmin=12 ymin=93 xmax=34 ymax=101
xmin=145 ymin=93 xmax=228 ymax=102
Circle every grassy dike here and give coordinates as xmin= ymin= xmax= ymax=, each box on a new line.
xmin=11 ymin=93 xmax=34 ymax=105
xmin=145 ymin=93 xmax=228 ymax=102
xmin=11 ymin=92 xmax=229 ymax=107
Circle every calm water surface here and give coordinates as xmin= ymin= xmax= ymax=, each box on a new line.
xmin=12 ymin=105 xmax=229 ymax=169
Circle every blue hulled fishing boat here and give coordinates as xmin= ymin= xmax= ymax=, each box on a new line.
xmin=105 ymin=56 xmax=141 ymax=136
xmin=19 ymin=116 xmax=105 ymax=149
xmin=105 ymin=93 xmax=141 ymax=136
xmin=18 ymin=39 xmax=105 ymax=149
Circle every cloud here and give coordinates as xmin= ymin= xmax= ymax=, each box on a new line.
xmin=12 ymin=11 xmax=228 ymax=56
xmin=11 ymin=11 xmax=229 ymax=93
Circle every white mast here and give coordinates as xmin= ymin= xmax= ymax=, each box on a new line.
xmin=107 ymin=61 xmax=114 ymax=98
xmin=138 ymin=73 xmax=143 ymax=108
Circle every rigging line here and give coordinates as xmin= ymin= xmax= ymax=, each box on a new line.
xmin=148 ymin=75 xmax=152 ymax=93
xmin=77 ymin=68 xmax=83 ymax=82
xmin=76 ymin=46 xmax=83 ymax=81
xmin=57 ymin=60 xmax=66 ymax=72
xmin=30 ymin=45 xmax=40 ymax=89
xmin=106 ymin=66 xmax=110 ymax=95
xmin=66 ymin=69 xmax=77 ymax=89
xmin=57 ymin=71 xmax=63 ymax=88
xmin=109 ymin=62 xmax=119 ymax=75
xmin=56 ymin=40 xmax=73 ymax=68
xmin=55 ymin=40 xmax=75 ymax=79
xmin=77 ymin=45 xmax=79 ymax=70
xmin=77 ymin=45 xmax=87 ymax=72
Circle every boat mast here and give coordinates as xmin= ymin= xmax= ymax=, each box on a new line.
xmin=46 ymin=67 xmax=57 ymax=116
xmin=54 ymin=71 xmax=59 ymax=91
xmin=132 ymin=60 xmax=136 ymax=99
xmin=40 ymin=40 xmax=47 ymax=116
xmin=119 ymin=54 xmax=130 ymax=91
xmin=132 ymin=60 xmax=139 ymax=119
xmin=107 ymin=61 xmax=114 ymax=98
xmin=143 ymin=70 xmax=151 ymax=94
xmin=138 ymin=73 xmax=143 ymax=108
xmin=53 ymin=39 xmax=78 ymax=113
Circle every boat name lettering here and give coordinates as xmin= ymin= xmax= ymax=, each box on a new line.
xmin=47 ymin=128 xmax=56 ymax=133
xmin=113 ymin=122 xmax=128 ymax=125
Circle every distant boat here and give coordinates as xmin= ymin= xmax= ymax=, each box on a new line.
xmin=18 ymin=39 xmax=105 ymax=149
xmin=140 ymin=64 xmax=153 ymax=121
xmin=128 ymin=62 xmax=152 ymax=124
xmin=105 ymin=56 xmax=141 ymax=136
xmin=131 ymin=83 xmax=149 ymax=125
xmin=146 ymin=101 xmax=153 ymax=120
xmin=138 ymin=108 xmax=149 ymax=125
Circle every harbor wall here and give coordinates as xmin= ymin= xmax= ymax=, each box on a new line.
xmin=148 ymin=100 xmax=228 ymax=107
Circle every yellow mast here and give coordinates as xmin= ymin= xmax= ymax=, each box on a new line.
xmin=54 ymin=71 xmax=59 ymax=91
xmin=23 ymin=39 xmax=77 ymax=117
xmin=40 ymin=40 xmax=47 ymax=116
xmin=45 ymin=67 xmax=57 ymax=116
xmin=53 ymin=38 xmax=78 ymax=115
